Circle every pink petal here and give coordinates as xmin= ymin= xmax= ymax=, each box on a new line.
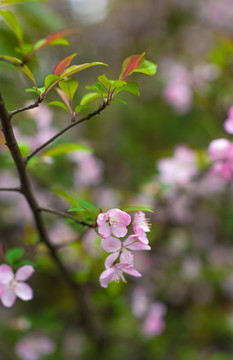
xmin=127 ymin=242 xmax=151 ymax=251
xmin=97 ymin=212 xmax=108 ymax=226
xmin=105 ymin=252 xmax=120 ymax=269
xmin=98 ymin=222 xmax=111 ymax=239
xmin=123 ymin=235 xmax=139 ymax=246
xmin=107 ymin=209 xmax=131 ymax=226
xmin=134 ymin=226 xmax=149 ymax=244
xmin=15 ymin=282 xmax=33 ymax=301
xmin=101 ymin=237 xmax=122 ymax=252
xmin=0 ymin=283 xmax=8 ymax=297
xmin=224 ymin=118 xmax=233 ymax=134
xmin=123 ymin=268 xmax=142 ymax=277
xmin=99 ymin=268 xmax=115 ymax=288
xmin=1 ymin=288 xmax=16 ymax=307
xmin=0 ymin=264 xmax=14 ymax=284
xmin=15 ymin=265 xmax=35 ymax=281
xmin=112 ymin=224 xmax=128 ymax=238
xmin=120 ymin=249 xmax=134 ymax=266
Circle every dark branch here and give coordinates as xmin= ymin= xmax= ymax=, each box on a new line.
xmin=39 ymin=207 xmax=97 ymax=227
xmin=26 ymin=101 xmax=110 ymax=163
xmin=10 ymin=98 xmax=42 ymax=117
xmin=0 ymin=187 xmax=22 ymax=192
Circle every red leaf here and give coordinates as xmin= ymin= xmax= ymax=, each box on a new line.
xmin=54 ymin=53 xmax=77 ymax=76
xmin=39 ymin=28 xmax=77 ymax=50
xmin=120 ymin=52 xmax=145 ymax=80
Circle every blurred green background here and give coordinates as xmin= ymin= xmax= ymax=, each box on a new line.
xmin=1 ymin=0 xmax=233 ymax=359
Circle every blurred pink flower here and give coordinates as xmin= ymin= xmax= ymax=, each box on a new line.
xmin=157 ymin=145 xmax=197 ymax=186
xmin=0 ymin=265 xmax=34 ymax=308
xmin=133 ymin=211 xmax=150 ymax=244
xmin=142 ymin=302 xmax=166 ymax=337
xmin=15 ymin=334 xmax=55 ymax=360
xmin=224 ymin=106 xmax=233 ymax=134
xmin=208 ymin=138 xmax=233 ymax=181
xmin=97 ymin=208 xmax=131 ymax=238
xmin=70 ymin=151 xmax=103 ymax=187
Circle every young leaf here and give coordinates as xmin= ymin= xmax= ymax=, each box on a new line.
xmin=85 ymin=82 xmax=104 ymax=95
xmin=98 ymin=74 xmax=111 ymax=90
xmin=69 ymin=199 xmax=98 ymax=215
xmin=59 ymin=77 xmax=79 ymax=101
xmin=120 ymin=52 xmax=145 ymax=80
xmin=0 ymin=55 xmax=37 ymax=88
xmin=42 ymin=142 xmax=92 ymax=157
xmin=131 ymin=59 xmax=157 ymax=76
xmin=74 ymin=104 xmax=89 ymax=114
xmin=80 ymin=92 xmax=102 ymax=105
xmin=6 ymin=247 xmax=25 ymax=266
xmin=44 ymin=74 xmax=61 ymax=91
xmin=0 ymin=9 xmax=23 ymax=43
xmin=60 ymin=62 xmax=108 ymax=78
xmin=110 ymin=99 xmax=127 ymax=105
xmin=113 ymin=81 xmax=140 ymax=97
xmin=54 ymin=53 xmax=77 ymax=76
xmin=51 ymin=188 xmax=77 ymax=206
xmin=120 ymin=205 xmax=154 ymax=213
xmin=47 ymin=101 xmax=69 ymax=113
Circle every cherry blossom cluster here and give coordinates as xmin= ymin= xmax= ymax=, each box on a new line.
xmin=0 ymin=264 xmax=34 ymax=308
xmin=97 ymin=209 xmax=151 ymax=288
xmin=208 ymin=106 xmax=233 ymax=181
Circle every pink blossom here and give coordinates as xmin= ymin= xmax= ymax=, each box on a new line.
xmin=210 ymin=162 xmax=232 ymax=181
xmin=163 ymin=83 xmax=192 ymax=114
xmin=224 ymin=106 xmax=233 ymax=134
xmin=157 ymin=145 xmax=197 ymax=186
xmin=208 ymin=138 xmax=233 ymax=161
xmin=133 ymin=211 xmax=150 ymax=244
xmin=97 ymin=208 xmax=131 ymax=238
xmin=15 ymin=335 xmax=55 ymax=360
xmin=101 ymin=235 xmax=151 ymax=269
xmin=99 ymin=263 xmax=141 ymax=288
xmin=142 ymin=302 xmax=166 ymax=337
xmin=0 ymin=265 xmax=34 ymax=308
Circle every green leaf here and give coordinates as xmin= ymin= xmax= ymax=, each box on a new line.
xmin=0 ymin=55 xmax=37 ymax=88
xmin=0 ymin=9 xmax=23 ymax=43
xmin=98 ymin=74 xmax=111 ymax=89
xmin=6 ymin=247 xmax=25 ymax=266
xmin=15 ymin=43 xmax=34 ymax=57
xmin=42 ymin=142 xmax=92 ymax=157
xmin=59 ymin=77 xmax=78 ymax=101
xmin=80 ymin=92 xmax=102 ymax=105
xmin=74 ymin=104 xmax=89 ymax=114
xmin=120 ymin=205 xmax=154 ymax=213
xmin=110 ymin=98 xmax=127 ymax=105
xmin=113 ymin=81 xmax=140 ymax=96
xmin=132 ymin=59 xmax=157 ymax=76
xmin=61 ymin=62 xmax=108 ymax=78
xmin=18 ymin=142 xmax=30 ymax=156
xmin=44 ymin=74 xmax=61 ymax=91
xmin=51 ymin=188 xmax=77 ymax=206
xmin=109 ymin=80 xmax=126 ymax=89
xmin=85 ymin=81 xmax=104 ymax=95
xmin=47 ymin=101 xmax=69 ymax=113
xmin=69 ymin=199 xmax=98 ymax=215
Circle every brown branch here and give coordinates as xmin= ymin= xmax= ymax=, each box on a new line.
xmin=0 ymin=90 xmax=105 ymax=343
xmin=39 ymin=207 xmax=97 ymax=227
xmin=26 ymin=101 xmax=110 ymax=163
xmin=0 ymin=187 xmax=22 ymax=192
xmin=10 ymin=98 xmax=42 ymax=117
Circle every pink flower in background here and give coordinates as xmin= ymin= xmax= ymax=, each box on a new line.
xmin=97 ymin=208 xmax=131 ymax=238
xmin=0 ymin=265 xmax=34 ymax=308
xmin=142 ymin=302 xmax=166 ymax=337
xmin=162 ymin=63 xmax=192 ymax=113
xmin=224 ymin=106 xmax=233 ymax=134
xmin=15 ymin=335 xmax=55 ymax=360
xmin=71 ymin=151 xmax=103 ymax=187
xmin=157 ymin=145 xmax=197 ymax=186
xmin=208 ymin=138 xmax=233 ymax=181
xmin=99 ymin=262 xmax=141 ymax=288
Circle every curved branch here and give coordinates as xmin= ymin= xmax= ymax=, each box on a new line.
xmin=26 ymin=101 xmax=110 ymax=163
xmin=39 ymin=207 xmax=97 ymax=227
xmin=10 ymin=98 xmax=42 ymax=117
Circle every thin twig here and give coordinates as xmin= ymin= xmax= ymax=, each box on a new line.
xmin=0 ymin=187 xmax=22 ymax=192
xmin=10 ymin=98 xmax=42 ymax=117
xmin=26 ymin=101 xmax=110 ymax=163
xmin=39 ymin=207 xmax=97 ymax=227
